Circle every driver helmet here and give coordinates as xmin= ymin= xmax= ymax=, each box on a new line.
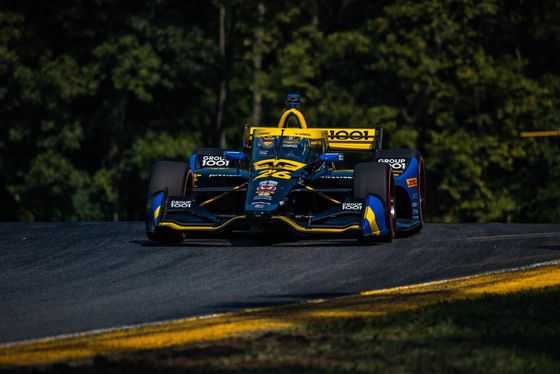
xmin=282 ymin=137 xmax=308 ymax=158
xmin=258 ymin=137 xmax=275 ymax=149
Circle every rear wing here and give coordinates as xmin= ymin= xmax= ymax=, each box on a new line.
xmin=317 ymin=127 xmax=383 ymax=152
xmin=244 ymin=125 xmax=383 ymax=152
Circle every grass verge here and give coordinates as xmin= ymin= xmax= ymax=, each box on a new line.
xmin=3 ymin=285 xmax=559 ymax=373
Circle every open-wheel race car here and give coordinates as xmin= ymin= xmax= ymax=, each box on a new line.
xmin=146 ymin=94 xmax=425 ymax=243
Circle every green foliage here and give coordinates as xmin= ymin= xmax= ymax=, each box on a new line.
xmin=298 ymin=286 xmax=560 ymax=373
xmin=93 ymin=35 xmax=162 ymax=102
xmin=9 ymin=151 xmax=106 ymax=221
xmin=0 ymin=0 xmax=559 ymax=222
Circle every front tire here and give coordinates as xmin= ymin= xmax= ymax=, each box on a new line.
xmin=354 ymin=162 xmax=396 ymax=242
xmin=374 ymin=149 xmax=425 ymax=233
xmin=146 ymin=161 xmax=191 ymax=243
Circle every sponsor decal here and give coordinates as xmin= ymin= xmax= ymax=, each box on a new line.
xmin=170 ymin=200 xmax=191 ymax=208
xmin=322 ymin=175 xmax=352 ymax=179
xmin=254 ymin=195 xmax=272 ymax=200
xmin=257 ymin=186 xmax=276 ymax=191
xmin=259 ymin=180 xmax=278 ymax=187
xmin=328 ymin=130 xmax=374 ymax=140
xmin=407 ymin=178 xmax=418 ymax=188
xmin=201 ymin=155 xmax=230 ymax=167
xmin=208 ymin=174 xmax=239 ymax=178
xmin=377 ymin=158 xmax=408 ymax=170
xmin=342 ymin=202 xmax=362 ymax=211
xmin=255 ymin=204 xmax=265 ymax=208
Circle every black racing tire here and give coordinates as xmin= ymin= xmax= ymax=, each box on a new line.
xmin=146 ymin=161 xmax=191 ymax=243
xmin=353 ymin=162 xmax=396 ymax=243
xmin=147 ymin=161 xmax=190 ymax=197
xmin=374 ymin=149 xmax=425 ymax=232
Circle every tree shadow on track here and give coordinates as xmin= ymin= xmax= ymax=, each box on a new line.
xmin=130 ymin=231 xmax=387 ymax=248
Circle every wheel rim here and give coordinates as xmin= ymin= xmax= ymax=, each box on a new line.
xmin=183 ymin=168 xmax=194 ymax=197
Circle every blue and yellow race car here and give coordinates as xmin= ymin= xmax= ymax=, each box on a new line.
xmin=146 ymin=94 xmax=425 ymax=243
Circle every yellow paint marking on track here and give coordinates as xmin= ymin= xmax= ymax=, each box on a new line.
xmin=1 ymin=261 xmax=559 ymax=367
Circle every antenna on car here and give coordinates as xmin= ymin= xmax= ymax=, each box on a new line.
xmin=276 ymin=128 xmax=285 ymax=161
xmin=287 ymin=94 xmax=300 ymax=108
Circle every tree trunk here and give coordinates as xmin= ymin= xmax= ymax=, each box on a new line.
xmin=215 ymin=4 xmax=228 ymax=149
xmin=251 ymin=2 xmax=265 ymax=125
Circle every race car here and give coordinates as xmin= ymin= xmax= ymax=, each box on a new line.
xmin=145 ymin=94 xmax=425 ymax=243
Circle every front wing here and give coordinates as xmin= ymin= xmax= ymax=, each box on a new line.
xmin=146 ymin=188 xmax=392 ymax=238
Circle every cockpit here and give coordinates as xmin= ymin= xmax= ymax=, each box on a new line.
xmin=252 ymin=134 xmax=323 ymax=164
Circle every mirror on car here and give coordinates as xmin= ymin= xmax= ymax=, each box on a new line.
xmin=320 ymin=153 xmax=344 ymax=162
xmin=223 ymin=151 xmax=246 ymax=161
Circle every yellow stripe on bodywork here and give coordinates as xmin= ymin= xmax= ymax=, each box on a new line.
xmin=161 ymin=216 xmax=359 ymax=234
xmin=363 ymin=206 xmax=380 ymax=235
xmin=159 ymin=216 xmax=246 ymax=231
xmin=274 ymin=216 xmax=360 ymax=233
xmin=200 ymin=193 xmax=230 ymax=206
xmin=151 ymin=206 xmax=161 ymax=228
xmin=199 ymin=185 xmax=242 ymax=207
xmin=305 ymin=186 xmax=340 ymax=204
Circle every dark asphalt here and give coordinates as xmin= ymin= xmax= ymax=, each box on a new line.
xmin=1 ymin=222 xmax=559 ymax=344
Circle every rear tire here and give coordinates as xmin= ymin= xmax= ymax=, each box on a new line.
xmin=353 ymin=162 xmax=396 ymax=242
xmin=146 ymin=161 xmax=191 ymax=243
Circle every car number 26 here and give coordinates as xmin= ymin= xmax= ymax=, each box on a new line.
xmin=254 ymin=170 xmax=291 ymax=180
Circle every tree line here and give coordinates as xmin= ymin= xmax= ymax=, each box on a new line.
xmin=1 ymin=0 xmax=559 ymax=223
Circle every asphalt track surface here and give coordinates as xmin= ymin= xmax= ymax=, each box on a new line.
xmin=1 ymin=222 xmax=559 ymax=346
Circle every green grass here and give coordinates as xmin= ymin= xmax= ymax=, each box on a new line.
xmin=4 ymin=285 xmax=560 ymax=373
